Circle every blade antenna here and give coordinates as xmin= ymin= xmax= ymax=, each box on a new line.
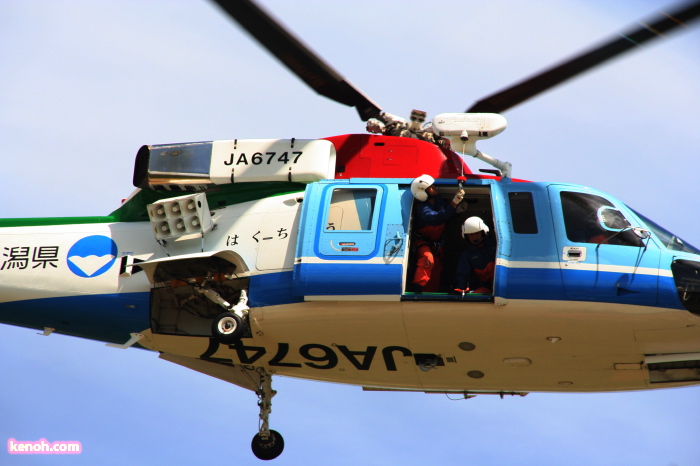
xmin=467 ymin=0 xmax=700 ymax=114
xmin=212 ymin=0 xmax=382 ymax=121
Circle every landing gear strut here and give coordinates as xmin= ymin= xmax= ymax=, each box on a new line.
xmin=251 ymin=368 xmax=284 ymax=460
xmin=200 ymin=287 xmax=250 ymax=344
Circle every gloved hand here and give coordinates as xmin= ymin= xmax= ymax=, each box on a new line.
xmin=452 ymin=189 xmax=464 ymax=205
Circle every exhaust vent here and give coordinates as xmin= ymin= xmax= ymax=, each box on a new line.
xmin=646 ymin=353 xmax=700 ymax=383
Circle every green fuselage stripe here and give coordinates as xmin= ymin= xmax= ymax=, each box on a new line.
xmin=0 ymin=216 xmax=116 ymax=228
xmin=1 ymin=182 xmax=307 ymax=227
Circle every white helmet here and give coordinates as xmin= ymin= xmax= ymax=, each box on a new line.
xmin=411 ymin=174 xmax=434 ymax=201
xmin=462 ymin=216 xmax=489 ymax=238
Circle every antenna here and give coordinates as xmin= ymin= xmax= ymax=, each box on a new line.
xmin=432 ymin=113 xmax=512 ymax=177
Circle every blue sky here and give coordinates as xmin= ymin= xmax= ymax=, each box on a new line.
xmin=1 ymin=1 xmax=699 ymax=464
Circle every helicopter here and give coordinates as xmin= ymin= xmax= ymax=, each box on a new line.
xmin=1 ymin=1 xmax=700 ymax=464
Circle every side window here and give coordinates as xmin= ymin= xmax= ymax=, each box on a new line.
xmin=326 ymin=188 xmax=377 ymax=231
xmin=560 ymin=192 xmax=641 ymax=246
xmin=317 ymin=185 xmax=383 ymax=258
xmin=508 ymin=192 xmax=538 ymax=234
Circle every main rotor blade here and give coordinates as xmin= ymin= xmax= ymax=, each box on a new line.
xmin=467 ymin=0 xmax=700 ymax=114
xmin=212 ymin=0 xmax=382 ymax=121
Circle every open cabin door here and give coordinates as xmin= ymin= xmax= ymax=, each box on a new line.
xmin=293 ymin=181 xmax=408 ymax=300
xmin=401 ymin=182 xmax=499 ymax=300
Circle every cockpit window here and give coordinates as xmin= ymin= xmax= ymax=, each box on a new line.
xmin=630 ymin=208 xmax=700 ymax=255
xmin=560 ymin=192 xmax=642 ymax=247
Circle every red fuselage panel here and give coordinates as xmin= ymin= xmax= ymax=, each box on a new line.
xmin=324 ymin=134 xmax=472 ymax=180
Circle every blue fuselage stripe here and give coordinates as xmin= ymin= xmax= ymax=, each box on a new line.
xmin=0 ymin=292 xmax=151 ymax=344
xmin=497 ymin=265 xmax=683 ymax=309
xmin=294 ymin=263 xmax=402 ymax=295
xmin=250 ymin=271 xmax=303 ymax=307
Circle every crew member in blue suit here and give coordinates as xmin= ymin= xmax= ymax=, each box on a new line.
xmin=455 ymin=216 xmax=497 ymax=294
xmin=411 ymin=174 xmax=463 ymax=292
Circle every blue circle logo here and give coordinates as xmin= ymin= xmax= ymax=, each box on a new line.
xmin=67 ymin=235 xmax=118 ymax=278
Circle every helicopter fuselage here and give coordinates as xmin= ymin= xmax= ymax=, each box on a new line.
xmin=1 ymin=134 xmax=699 ymax=395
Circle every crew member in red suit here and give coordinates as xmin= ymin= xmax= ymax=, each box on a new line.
xmin=410 ymin=174 xmax=463 ymax=292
